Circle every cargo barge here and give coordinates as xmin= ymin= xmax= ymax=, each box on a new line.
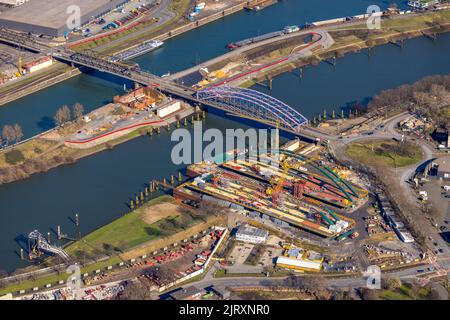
xmin=227 ymin=24 xmax=302 ymax=49
xmin=245 ymin=0 xmax=278 ymax=11
xmin=111 ymin=40 xmax=164 ymax=62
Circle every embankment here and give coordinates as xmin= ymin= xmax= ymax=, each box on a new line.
xmin=0 ymin=66 xmax=81 ymax=107
xmin=0 ymin=108 xmax=195 ymax=186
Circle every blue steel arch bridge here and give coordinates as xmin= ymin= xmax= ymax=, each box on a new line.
xmin=196 ymin=86 xmax=309 ymax=132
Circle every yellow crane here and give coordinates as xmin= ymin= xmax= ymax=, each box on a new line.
xmin=16 ymin=55 xmax=23 ymax=77
xmin=266 ymin=156 xmax=319 ymax=206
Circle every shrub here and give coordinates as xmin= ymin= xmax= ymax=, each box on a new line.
xmin=4 ymin=149 xmax=25 ymax=165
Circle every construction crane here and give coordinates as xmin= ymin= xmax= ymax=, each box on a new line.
xmin=16 ymin=47 xmax=23 ymax=77
xmin=266 ymin=156 xmax=320 ymax=206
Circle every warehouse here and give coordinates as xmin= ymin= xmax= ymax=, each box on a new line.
xmin=0 ymin=0 xmax=128 ymax=37
xmin=235 ymin=224 xmax=268 ymax=244
xmin=276 ymin=256 xmax=323 ymax=272
xmin=0 ymin=0 xmax=28 ymax=7
xmin=432 ymin=156 xmax=450 ymax=180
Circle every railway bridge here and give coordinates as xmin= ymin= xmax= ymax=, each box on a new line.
xmin=0 ymin=28 xmax=316 ymax=137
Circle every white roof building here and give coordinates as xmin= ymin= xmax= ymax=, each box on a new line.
xmin=276 ymin=256 xmax=322 ymax=272
xmin=397 ymin=229 xmax=415 ymax=243
xmin=235 ymin=224 xmax=268 ymax=244
xmin=0 ymin=0 xmax=28 ymax=6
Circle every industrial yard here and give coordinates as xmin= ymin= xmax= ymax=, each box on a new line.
xmin=175 ymin=140 xmax=367 ymax=239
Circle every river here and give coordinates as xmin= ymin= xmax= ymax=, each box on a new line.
xmin=1 ymin=0 xmax=450 ymax=273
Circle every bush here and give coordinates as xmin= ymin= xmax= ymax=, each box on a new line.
xmin=4 ymin=149 xmax=25 ymax=165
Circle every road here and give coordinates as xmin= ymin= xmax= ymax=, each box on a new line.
xmin=91 ymin=0 xmax=175 ymax=54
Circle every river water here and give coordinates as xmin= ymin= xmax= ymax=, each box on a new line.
xmin=1 ymin=0 xmax=450 ymax=273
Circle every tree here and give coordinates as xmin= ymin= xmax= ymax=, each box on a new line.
xmin=72 ymin=103 xmax=84 ymax=121
xmin=54 ymin=105 xmax=71 ymax=126
xmin=360 ymin=287 xmax=380 ymax=300
xmin=382 ymin=277 xmax=401 ymax=290
xmin=13 ymin=124 xmax=23 ymax=143
xmin=1 ymin=125 xmax=15 ymax=145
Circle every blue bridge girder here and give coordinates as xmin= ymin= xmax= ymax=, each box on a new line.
xmin=197 ymin=86 xmax=308 ymax=132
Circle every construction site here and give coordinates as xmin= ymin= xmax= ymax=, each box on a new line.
xmin=63 ymin=86 xmax=193 ymax=148
xmin=174 ymin=140 xmax=369 ymax=239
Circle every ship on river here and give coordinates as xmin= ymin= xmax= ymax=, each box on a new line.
xmin=111 ymin=40 xmax=164 ymax=61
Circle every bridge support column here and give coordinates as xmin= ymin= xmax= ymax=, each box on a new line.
xmin=134 ymin=82 xmax=140 ymax=89
xmin=268 ymin=77 xmax=273 ymax=90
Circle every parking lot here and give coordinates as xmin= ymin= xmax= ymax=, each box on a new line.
xmin=422 ymin=180 xmax=450 ymax=232
xmin=70 ymin=0 xmax=156 ymax=39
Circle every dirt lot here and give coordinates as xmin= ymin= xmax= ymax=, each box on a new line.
xmin=141 ymin=202 xmax=182 ymax=224
xmin=229 ymin=242 xmax=254 ymax=265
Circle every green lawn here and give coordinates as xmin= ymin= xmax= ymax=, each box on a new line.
xmin=346 ymin=139 xmax=422 ymax=168
xmin=381 ymin=284 xmax=432 ymax=300
xmin=66 ymin=195 xmax=180 ymax=259
xmin=0 ymin=257 xmax=121 ymax=296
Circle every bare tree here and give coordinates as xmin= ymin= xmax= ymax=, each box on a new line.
xmin=54 ymin=105 xmax=71 ymax=126
xmin=360 ymin=287 xmax=380 ymax=300
xmin=72 ymin=103 xmax=84 ymax=121
xmin=118 ymin=279 xmax=154 ymax=300
xmin=13 ymin=124 xmax=23 ymax=143
xmin=1 ymin=125 xmax=15 ymax=145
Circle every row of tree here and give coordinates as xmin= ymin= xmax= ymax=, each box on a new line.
xmin=54 ymin=103 xmax=84 ymax=127
xmin=1 ymin=124 xmax=23 ymax=146
xmin=368 ymin=74 xmax=450 ymax=129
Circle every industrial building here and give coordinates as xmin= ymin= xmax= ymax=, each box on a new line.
xmin=170 ymin=286 xmax=203 ymax=300
xmin=396 ymin=229 xmax=415 ymax=243
xmin=276 ymin=245 xmax=324 ymax=272
xmin=235 ymin=224 xmax=268 ymax=244
xmin=0 ymin=0 xmax=128 ymax=37
xmin=0 ymin=0 xmax=28 ymax=7
xmin=276 ymin=256 xmax=323 ymax=272
xmin=432 ymin=156 xmax=450 ymax=180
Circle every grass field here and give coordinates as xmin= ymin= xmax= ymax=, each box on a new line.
xmin=380 ymin=284 xmax=432 ymax=300
xmin=66 ymin=195 xmax=204 ymax=260
xmin=346 ymin=139 xmax=422 ymax=168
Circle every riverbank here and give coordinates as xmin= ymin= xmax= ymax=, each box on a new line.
xmin=0 ymin=195 xmax=225 ymax=297
xmin=0 ymin=100 xmax=196 ymax=186
xmin=1 ymin=9 xmax=449 ymax=185
xmin=230 ymin=10 xmax=450 ymax=87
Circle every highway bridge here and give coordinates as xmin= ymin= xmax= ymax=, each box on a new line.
xmin=0 ymin=28 xmax=319 ymax=138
